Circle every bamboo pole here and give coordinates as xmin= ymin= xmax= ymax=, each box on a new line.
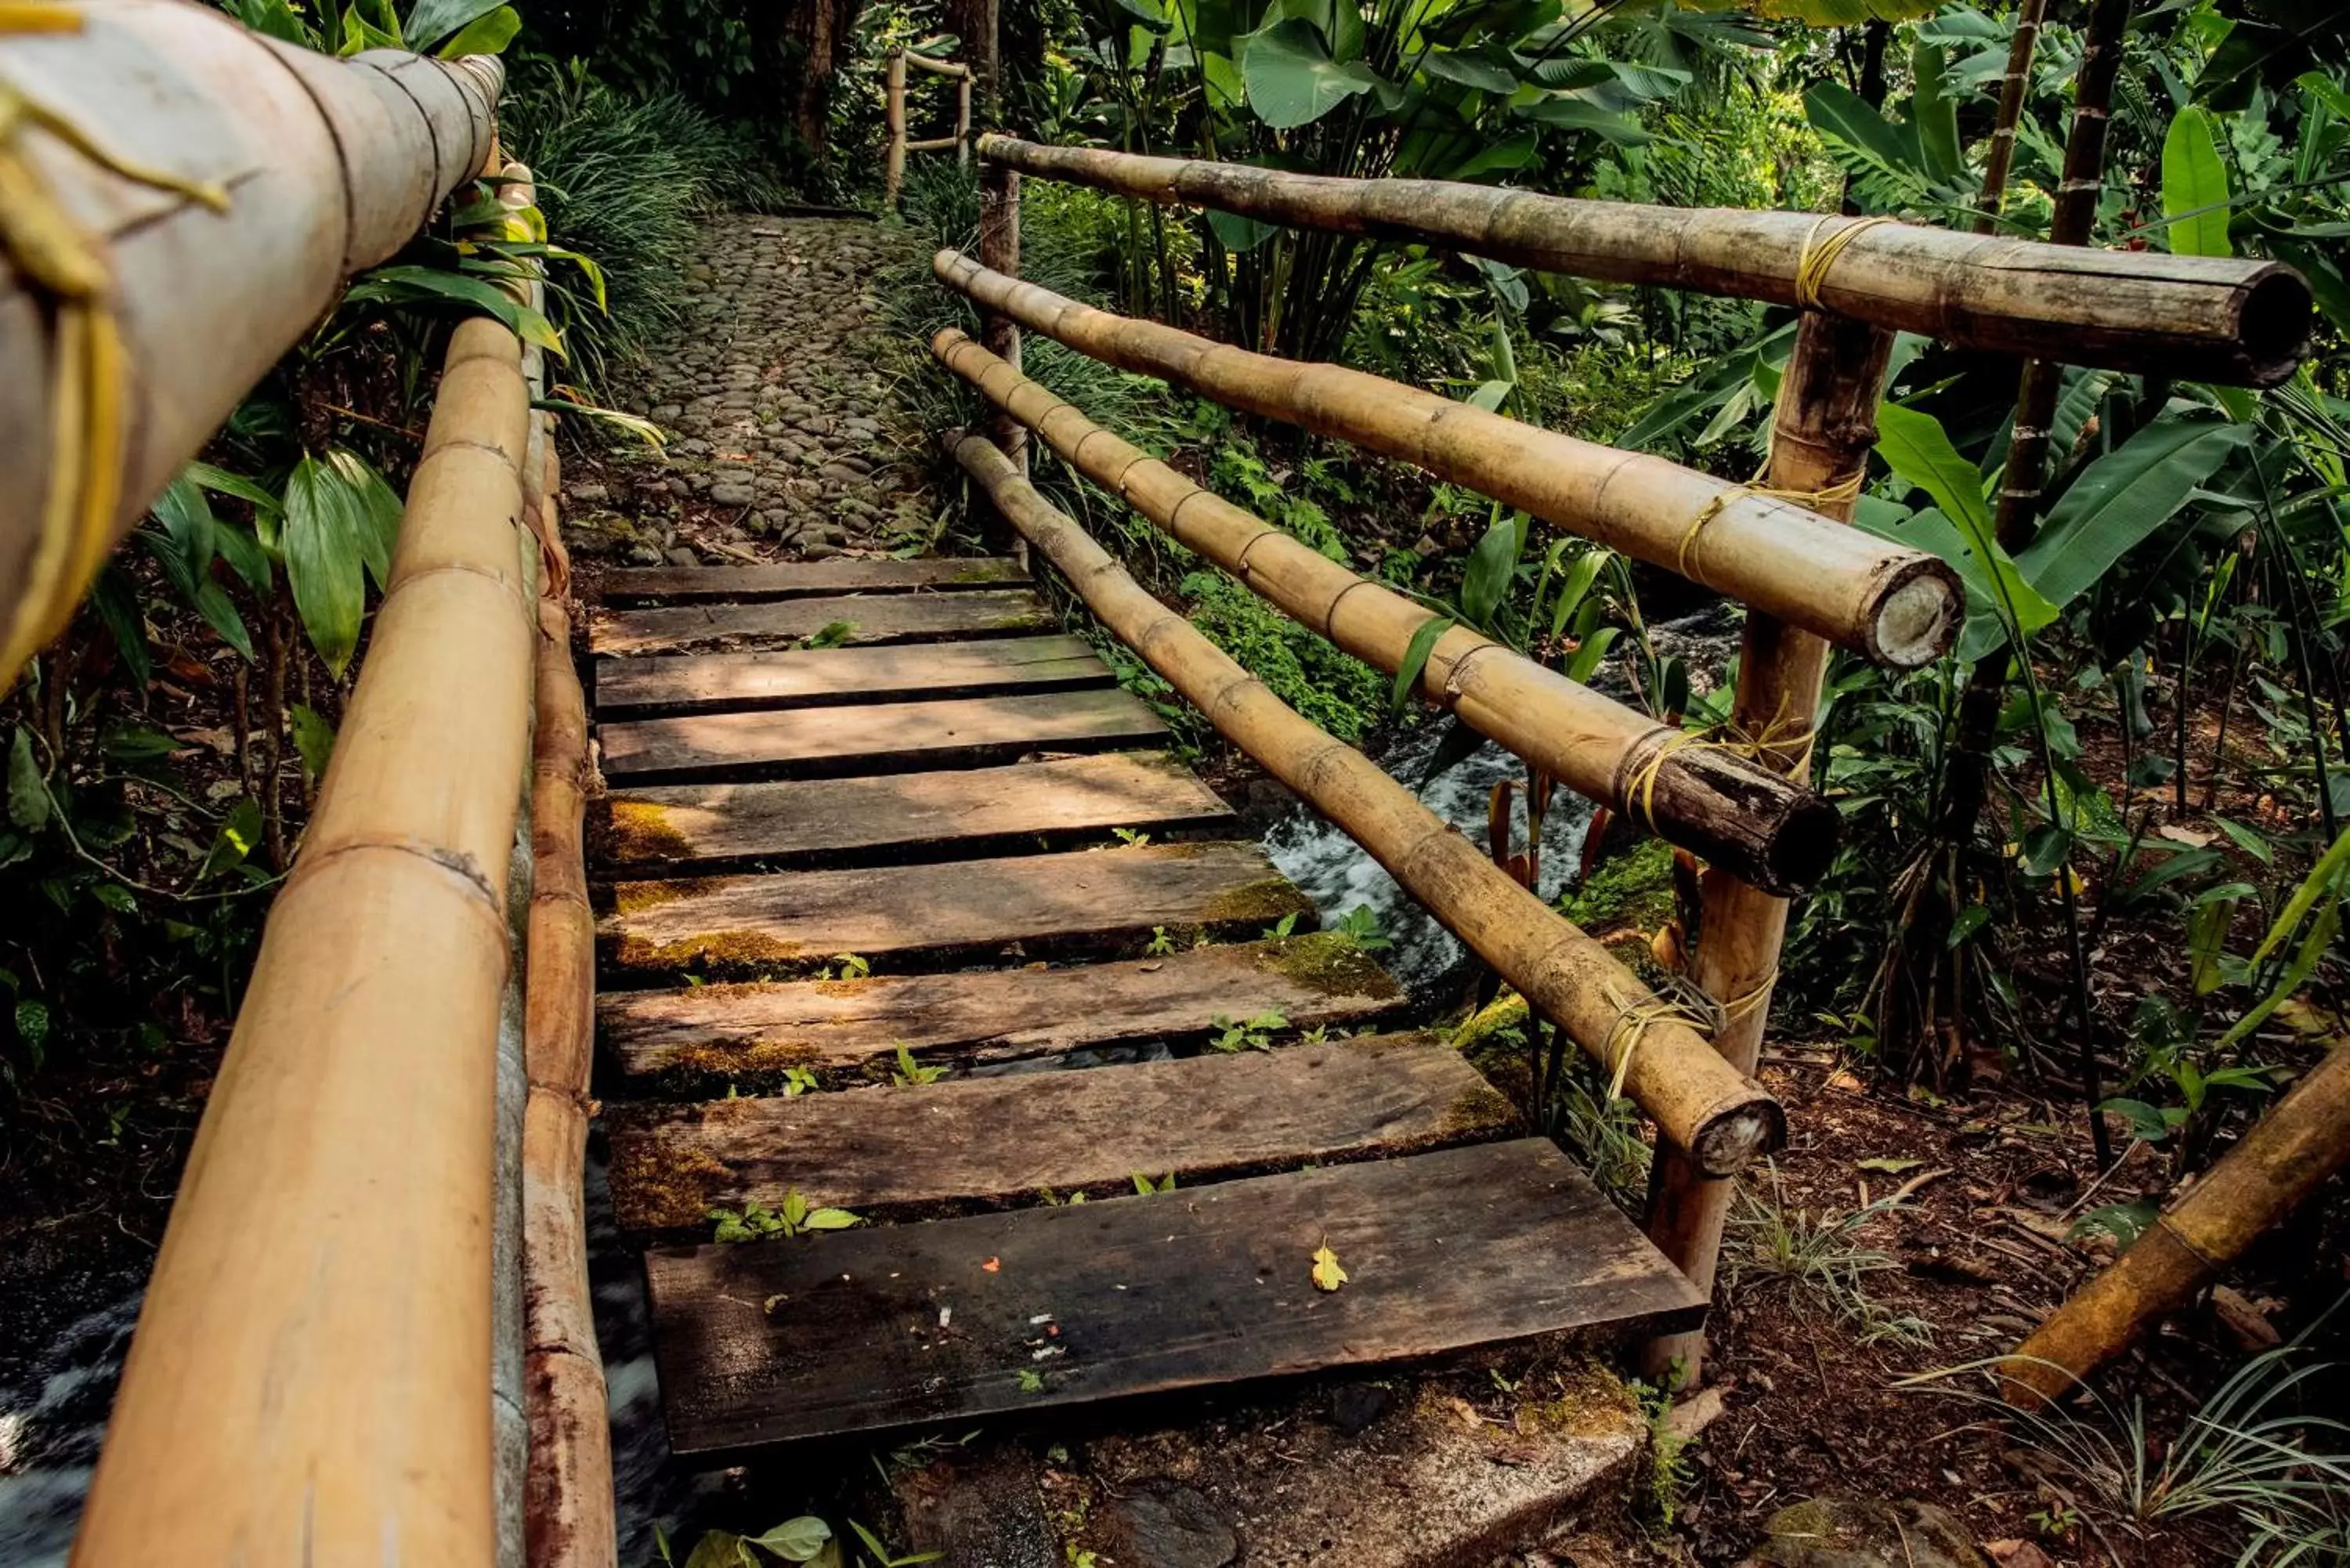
xmin=933 ymin=328 xmax=1840 ymax=894
xmin=974 ymin=135 xmax=2308 ymax=387
xmin=950 ymin=432 xmax=1785 ymax=1176
xmin=1640 ymin=310 xmax=1898 ymax=1387
xmin=2001 ymin=1039 xmax=2350 ymax=1409
xmin=520 ymin=433 xmax=614 ymax=1568
xmin=74 ymin=313 xmax=537 ymax=1565
xmin=883 ymin=50 xmax=907 ymax=211
xmin=977 ymin=162 xmax=1026 ymax=475
xmin=934 ymin=250 xmax=1958 ymax=667
xmin=956 ymin=71 xmax=973 ymax=167
xmin=0 ymin=2 xmax=503 ymax=679
xmin=901 ymin=51 xmax=971 ymax=75
xmin=1972 ymin=0 xmax=2048 ymax=235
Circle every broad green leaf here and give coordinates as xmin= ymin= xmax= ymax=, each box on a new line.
xmin=1563 ymin=625 xmax=1617 ymax=685
xmin=291 ymin=703 xmax=338 ymax=782
xmin=283 ymin=453 xmax=368 ymax=677
xmin=183 ymin=461 xmax=284 ymax=517
xmin=1239 ymin=19 xmax=1383 ymax=130
xmin=1444 ymin=129 xmax=1538 ymax=182
xmin=90 ymin=568 xmax=153 ymax=694
xmin=1517 ymin=97 xmax=1652 ymax=146
xmin=1547 ymin=548 xmax=1607 ymax=638
xmin=434 ymin=2 xmax=518 ymax=56
xmin=1459 ymin=515 xmax=1519 ymax=630
xmin=402 ymin=0 xmax=504 ymax=50
xmin=1875 ymin=403 xmax=2054 ymax=641
xmin=7 ymin=730 xmax=49 ymax=832
xmin=1201 ymin=49 xmax=1246 ymax=108
xmin=150 ymin=475 xmax=217 ymax=591
xmin=742 ymin=1519 xmax=832 ymax=1563
xmin=2017 ymin=416 xmax=2249 ymax=610
xmin=1679 ymin=0 xmax=1938 ymax=20
xmin=342 ymin=266 xmax=566 ymax=359
xmin=213 ymin=519 xmax=273 ymax=595
xmin=2162 ymin=106 xmax=2232 ymax=257
xmin=1206 ymin=207 xmax=1282 ymax=254
xmin=338 ymin=1 xmax=403 ymax=52
xmin=1392 ymin=616 xmax=1454 ymax=715
xmin=1804 ymin=81 xmax=1922 ymax=177
xmin=1911 ymin=40 xmax=1962 ymax=181
xmin=1419 ymin=45 xmax=1518 ymax=94
xmin=222 ymin=0 xmax=309 ymax=43
xmin=324 ymin=448 xmax=404 ymax=591
xmin=801 ymin=1207 xmax=862 ymax=1230
xmin=193 ymin=580 xmax=256 ymax=661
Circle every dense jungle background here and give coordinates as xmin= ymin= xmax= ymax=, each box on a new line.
xmin=3 ymin=0 xmax=2349 ymax=1563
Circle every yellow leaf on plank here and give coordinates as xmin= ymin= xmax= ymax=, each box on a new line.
xmin=1311 ymin=1241 xmax=1347 ymax=1292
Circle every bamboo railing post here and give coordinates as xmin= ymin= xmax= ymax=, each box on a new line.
xmin=884 ymin=49 xmax=908 ymax=210
xmin=950 ymin=432 xmax=1784 ymax=1174
xmin=956 ymin=70 xmax=974 ymax=166
xmin=977 ymin=165 xmax=1025 ymax=474
xmin=1638 ymin=309 xmax=1897 ymax=1389
xmin=1972 ymin=0 xmax=2048 ymax=235
xmin=2001 ymin=1037 xmax=2350 ymax=1408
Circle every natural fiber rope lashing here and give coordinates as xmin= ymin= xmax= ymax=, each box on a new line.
xmin=1794 ymin=214 xmax=1894 ymax=309
xmin=1596 ymin=965 xmax=1780 ymax=1102
xmin=1620 ymin=694 xmax=1819 ymax=833
xmin=0 ymin=5 xmax=231 ymax=682
xmin=1672 ymin=466 xmax=1867 ymax=586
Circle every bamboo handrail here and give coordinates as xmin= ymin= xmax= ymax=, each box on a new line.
xmin=883 ymin=47 xmax=974 ymax=205
xmin=932 ymin=328 xmax=1840 ymax=894
xmin=951 ymin=432 xmax=1784 ymax=1176
xmin=74 ymin=309 xmax=538 ymax=1566
xmin=2001 ymin=1037 xmax=2350 ymax=1410
xmin=976 ymin=136 xmax=2311 ymax=388
xmin=0 ymin=2 xmax=504 ymax=679
xmin=934 ymin=250 xmax=1960 ymax=667
xmin=901 ymin=50 xmax=971 ymax=75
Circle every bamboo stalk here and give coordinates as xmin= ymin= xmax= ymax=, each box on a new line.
xmin=956 ymin=72 xmax=973 ymax=167
xmin=2003 ymin=1039 xmax=2350 ymax=1409
xmin=74 ymin=312 xmax=537 ymax=1566
xmin=520 ymin=435 xmax=613 ymax=1568
xmin=906 ymin=135 xmax=963 ymax=153
xmin=901 ymin=50 xmax=971 ymax=75
xmin=1639 ymin=310 xmax=1899 ymax=1386
xmin=1972 ymin=0 xmax=2048 ymax=235
xmin=950 ymin=432 xmax=1784 ymax=1176
xmin=884 ymin=50 xmax=907 ymax=210
xmin=977 ymin=164 xmax=1026 ymax=477
xmin=934 ymin=250 xmax=1958 ymax=667
xmin=932 ymin=328 xmax=1839 ymax=894
xmin=0 ymin=2 xmax=503 ymax=677
xmin=975 ymin=136 xmax=2308 ymax=387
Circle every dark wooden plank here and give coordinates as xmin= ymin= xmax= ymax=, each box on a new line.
xmin=588 ymin=590 xmax=1053 ymax=656
xmin=600 ymin=842 xmax=1314 ymax=975
xmin=645 ymin=1139 xmax=1709 ymax=1454
xmin=599 ymin=557 xmax=1027 ymax=605
xmin=607 ymin=1031 xmax=1511 ymax=1229
xmin=599 ymin=751 xmax=1231 ymax=870
xmin=601 ymin=934 xmax=1405 ymax=1081
xmin=598 ymin=690 xmax=1168 ymax=784
xmin=595 ymin=636 xmax=1107 ymax=719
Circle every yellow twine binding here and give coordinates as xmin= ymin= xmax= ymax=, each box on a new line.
xmin=1794 ymin=213 xmax=1894 ymax=310
xmin=0 ymin=14 xmax=232 ymax=681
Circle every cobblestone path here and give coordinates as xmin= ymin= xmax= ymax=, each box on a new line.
xmin=559 ymin=215 xmax=945 ymax=568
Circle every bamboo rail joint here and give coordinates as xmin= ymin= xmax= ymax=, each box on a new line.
xmin=931 ymin=327 xmax=1841 ymax=895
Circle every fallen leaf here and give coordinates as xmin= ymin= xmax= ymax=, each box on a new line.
xmin=1311 ymin=1241 xmax=1348 ymax=1292
xmin=1855 ymin=1157 xmax=1924 ymax=1174
xmin=1986 ymin=1541 xmax=2055 ymax=1568
xmin=2157 ymin=823 xmax=2214 ymax=848
xmin=1824 ymin=1069 xmax=1864 ymax=1093
xmin=982 ymin=1256 xmax=1001 ymax=1273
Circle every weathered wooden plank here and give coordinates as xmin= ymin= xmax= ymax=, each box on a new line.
xmin=601 ymin=933 xmax=1404 ymax=1081
xmin=599 ymin=842 xmax=1313 ymax=975
xmin=598 ymin=751 xmax=1231 ymax=870
xmin=608 ymin=1031 xmax=1509 ymax=1230
xmin=598 ymin=690 xmax=1168 ymax=783
xmin=595 ymin=636 xmax=1107 ymax=718
xmin=645 ymin=1139 xmax=1708 ymax=1454
xmin=588 ymin=590 xmax=1053 ymax=656
xmin=598 ymin=557 xmax=1027 ymax=605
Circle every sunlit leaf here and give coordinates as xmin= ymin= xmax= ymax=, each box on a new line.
xmin=434 ymin=2 xmax=519 ymax=56
xmin=282 ymin=453 xmax=368 ymax=676
xmin=1239 ymin=18 xmax=1383 ymax=130
xmin=2161 ymin=105 xmax=2232 ymax=257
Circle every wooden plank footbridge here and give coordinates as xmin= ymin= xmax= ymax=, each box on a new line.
xmin=7 ymin=11 xmax=2308 ymax=1564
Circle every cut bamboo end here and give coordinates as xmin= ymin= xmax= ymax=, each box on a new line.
xmin=949 ymin=431 xmax=1782 ymax=1174
xmin=931 ymin=251 xmax=1960 ymax=667
xmin=974 ymin=135 xmax=2312 ymax=387
xmin=931 ymin=327 xmax=1842 ymax=895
